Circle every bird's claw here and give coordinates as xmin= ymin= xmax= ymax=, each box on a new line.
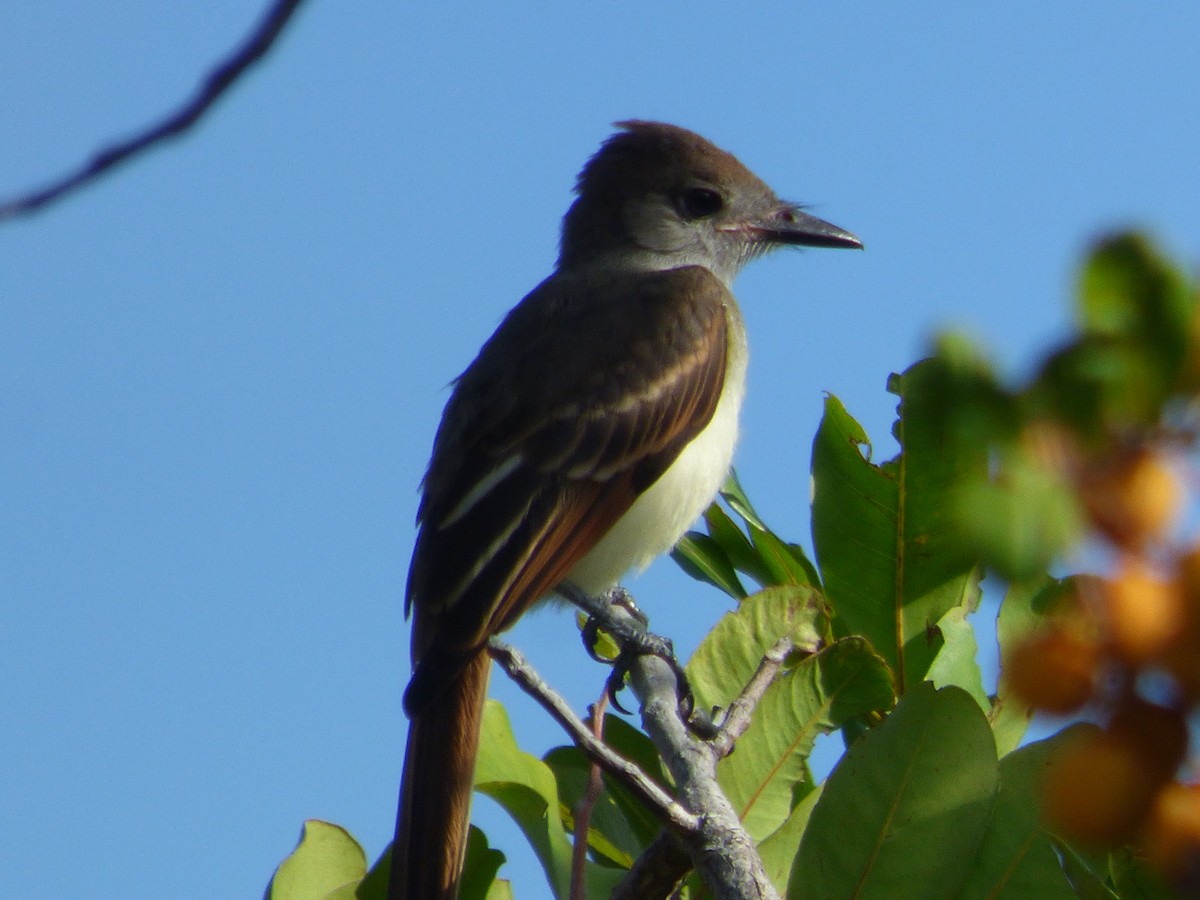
xmin=580 ymin=616 xmax=610 ymax=663
xmin=605 ymin=586 xmax=649 ymax=626
xmin=573 ymin=585 xmax=697 ymax=724
xmin=605 ymin=665 xmax=633 ymax=714
xmin=600 ymin=621 xmax=698 ymax=724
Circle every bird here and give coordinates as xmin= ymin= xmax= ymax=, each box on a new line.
xmin=390 ymin=120 xmax=861 ymax=900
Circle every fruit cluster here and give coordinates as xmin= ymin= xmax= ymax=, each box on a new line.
xmin=1004 ymin=448 xmax=1200 ymax=877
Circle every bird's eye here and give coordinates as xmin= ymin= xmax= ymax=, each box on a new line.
xmin=677 ymin=188 xmax=724 ymax=220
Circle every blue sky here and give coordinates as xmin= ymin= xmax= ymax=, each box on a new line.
xmin=3 ymin=4 xmax=1199 ymax=898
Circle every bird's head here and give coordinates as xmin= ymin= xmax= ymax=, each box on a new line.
xmin=559 ymin=120 xmax=861 ymax=284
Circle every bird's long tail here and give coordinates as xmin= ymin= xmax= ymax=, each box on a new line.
xmin=390 ymin=651 xmax=490 ymax=900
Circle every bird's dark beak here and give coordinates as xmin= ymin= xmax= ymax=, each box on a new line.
xmin=755 ymin=205 xmax=863 ymax=249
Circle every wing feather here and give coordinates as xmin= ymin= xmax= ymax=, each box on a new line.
xmin=405 ymin=265 xmax=731 ymax=713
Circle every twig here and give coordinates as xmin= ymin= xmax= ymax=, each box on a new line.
xmin=0 ymin=0 xmax=309 ymax=223
xmin=610 ymin=830 xmax=692 ymax=900
xmin=570 ymin=692 xmax=609 ymax=900
xmin=487 ymin=639 xmax=697 ymax=833
xmin=710 ymin=635 xmax=796 ymax=758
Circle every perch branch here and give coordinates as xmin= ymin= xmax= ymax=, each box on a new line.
xmin=487 ymin=639 xmax=696 ymax=833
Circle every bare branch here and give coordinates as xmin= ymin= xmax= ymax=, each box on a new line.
xmin=570 ymin=693 xmax=609 ymax=900
xmin=486 ymin=638 xmax=697 ymax=833
xmin=710 ymin=635 xmax=796 ymax=758
xmin=624 ymin=625 xmax=781 ymax=900
xmin=612 ymin=635 xmax=799 ymax=899
xmin=610 ymin=829 xmax=692 ymax=900
xmin=0 ymin=0 xmax=309 ymax=223
xmin=502 ymin=587 xmax=789 ymax=899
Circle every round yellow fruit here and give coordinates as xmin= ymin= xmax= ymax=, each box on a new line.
xmin=1082 ymin=452 xmax=1182 ymax=547
xmin=1004 ymin=627 xmax=1098 ymax=714
xmin=1103 ymin=561 xmax=1185 ymax=665
xmin=1042 ymin=729 xmax=1158 ymax=846
xmin=1144 ymin=781 xmax=1200 ymax=875
xmin=1108 ymin=697 xmax=1189 ymax=779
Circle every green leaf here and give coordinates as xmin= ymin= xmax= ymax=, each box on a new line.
xmin=473 ymin=701 xmax=625 ymax=900
xmin=704 ymin=501 xmax=774 ymax=588
xmin=1110 ymin=846 xmax=1180 ymax=900
xmin=758 ymin=785 xmax=823 ymax=895
xmin=356 ymin=845 xmax=390 ymax=900
xmin=687 ymin=585 xmax=829 ymax=713
xmin=1035 ymin=334 xmax=1163 ymax=435
xmin=672 ymin=531 xmax=747 ymax=599
xmin=1031 ymin=233 xmax=1198 ymax=437
xmin=925 ymin=606 xmax=989 ymax=711
xmin=267 ymin=820 xmax=367 ymax=900
xmin=591 ymin=715 xmax=670 ymax=849
xmin=720 ymin=471 xmax=823 ymax=588
xmin=1055 ymin=840 xmax=1119 ymax=900
xmin=792 ymin=683 xmax=999 ymax=900
xmin=717 ymin=637 xmax=895 ymax=840
xmin=996 ymin=575 xmax=1072 ymax=651
xmin=1079 ymin=233 xmax=1193 ymax=385
xmin=687 ymin=588 xmax=890 ymax=842
xmin=949 ymin=451 xmax=1084 ymax=582
xmin=459 ymin=827 xmax=508 ymax=900
xmin=812 ymin=363 xmax=985 ymax=693
xmin=989 ymin=576 xmax=1072 ymax=754
xmin=719 ymin=468 xmax=771 ymax=533
xmin=675 ymin=475 xmax=821 ymax=596
xmin=927 ymin=330 xmax=1022 ymax=448
xmin=543 ymin=745 xmax=642 ymax=867
xmin=957 ymin=728 xmax=1088 ymax=899
xmin=748 ymin=524 xmax=817 ymax=588
xmin=542 ymin=715 xmax=669 ymax=867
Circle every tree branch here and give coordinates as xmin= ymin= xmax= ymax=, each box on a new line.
xmin=487 ymin=639 xmax=697 ymax=833
xmin=710 ymin=635 xmax=796 ymax=758
xmin=570 ymin=692 xmax=609 ymax=900
xmin=622 ymin=616 xmax=781 ymax=900
xmin=0 ymin=0 xmax=309 ymax=223
xmin=610 ymin=635 xmax=798 ymax=900
xmin=494 ymin=588 xmax=790 ymax=899
xmin=611 ymin=830 xmax=693 ymax=900
xmin=557 ymin=588 xmax=782 ymax=900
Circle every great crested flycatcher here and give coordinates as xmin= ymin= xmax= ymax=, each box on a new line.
xmin=391 ymin=120 xmax=861 ymax=900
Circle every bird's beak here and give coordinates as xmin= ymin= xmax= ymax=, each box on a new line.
xmin=751 ymin=204 xmax=863 ymax=250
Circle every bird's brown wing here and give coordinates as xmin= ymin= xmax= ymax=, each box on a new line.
xmin=403 ymin=264 xmax=731 ymax=713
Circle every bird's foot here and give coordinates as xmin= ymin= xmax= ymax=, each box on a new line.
xmin=568 ymin=584 xmax=697 ymax=723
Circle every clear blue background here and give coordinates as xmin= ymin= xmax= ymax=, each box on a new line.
xmin=3 ymin=4 xmax=1199 ymax=897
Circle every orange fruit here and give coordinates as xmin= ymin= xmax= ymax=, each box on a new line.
xmin=1103 ymin=560 xmax=1186 ymax=665
xmin=1177 ymin=544 xmax=1200 ymax=603
xmin=1082 ymin=452 xmax=1182 ymax=547
xmin=1143 ymin=781 xmax=1200 ymax=875
xmin=1162 ymin=546 xmax=1200 ymax=696
xmin=1004 ymin=626 xmax=1098 ymax=714
xmin=1174 ymin=544 xmax=1200 ymax=640
xmin=1042 ymin=729 xmax=1159 ymax=846
xmin=1108 ymin=697 xmax=1189 ymax=779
